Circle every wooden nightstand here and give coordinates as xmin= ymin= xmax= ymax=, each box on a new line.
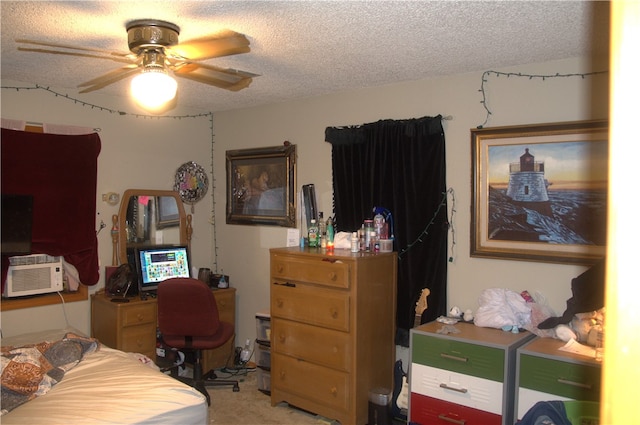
xmin=91 ymin=294 xmax=158 ymax=360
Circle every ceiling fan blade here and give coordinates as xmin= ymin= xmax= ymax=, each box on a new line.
xmin=15 ymin=38 xmax=131 ymax=57
xmin=167 ymin=29 xmax=250 ymax=61
xmin=17 ymin=47 xmax=135 ymax=64
xmin=77 ymin=65 xmax=140 ymax=93
xmin=16 ymin=39 xmax=131 ymax=58
xmin=172 ymin=62 xmax=257 ymax=91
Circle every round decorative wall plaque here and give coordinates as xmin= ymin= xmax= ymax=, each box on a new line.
xmin=173 ymin=161 xmax=208 ymax=210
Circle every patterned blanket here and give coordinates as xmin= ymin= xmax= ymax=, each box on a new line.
xmin=0 ymin=332 xmax=99 ymax=416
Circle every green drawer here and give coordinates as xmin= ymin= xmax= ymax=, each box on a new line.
xmin=412 ymin=334 xmax=504 ymax=382
xmin=519 ymin=354 xmax=601 ymax=401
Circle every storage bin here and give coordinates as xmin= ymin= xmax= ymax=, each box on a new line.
xmin=256 ymin=342 xmax=271 ymax=369
xmin=256 ymin=310 xmax=271 ymax=345
xmin=257 ymin=367 xmax=271 ymax=394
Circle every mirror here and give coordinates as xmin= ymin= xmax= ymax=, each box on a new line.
xmin=113 ymin=189 xmax=192 ymax=266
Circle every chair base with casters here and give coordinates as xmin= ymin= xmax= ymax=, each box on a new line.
xmin=166 ymin=349 xmax=239 ymax=405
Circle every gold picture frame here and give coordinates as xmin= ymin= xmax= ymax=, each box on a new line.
xmin=226 ymin=144 xmax=297 ymax=227
xmin=471 ymin=120 xmax=608 ymax=264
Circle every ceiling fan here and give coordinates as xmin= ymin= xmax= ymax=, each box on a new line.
xmin=16 ymin=19 xmax=257 ymax=105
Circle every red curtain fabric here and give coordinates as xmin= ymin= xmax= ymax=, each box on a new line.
xmin=1 ymin=128 xmax=101 ymax=286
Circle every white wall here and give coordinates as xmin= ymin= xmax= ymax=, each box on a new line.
xmin=213 ymin=57 xmax=609 ymax=350
xmin=0 ymin=86 xmax=213 ymax=336
xmin=1 ymin=56 xmax=609 ymax=355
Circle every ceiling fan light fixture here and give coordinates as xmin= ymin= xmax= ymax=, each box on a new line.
xmin=130 ymin=66 xmax=177 ymax=110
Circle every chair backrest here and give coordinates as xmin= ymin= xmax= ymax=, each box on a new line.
xmin=157 ymin=277 xmax=221 ymax=338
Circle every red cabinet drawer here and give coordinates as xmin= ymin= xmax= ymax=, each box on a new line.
xmin=410 ymin=392 xmax=501 ymax=425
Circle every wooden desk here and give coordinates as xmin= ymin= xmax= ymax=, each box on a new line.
xmin=91 ymin=287 xmax=236 ymax=372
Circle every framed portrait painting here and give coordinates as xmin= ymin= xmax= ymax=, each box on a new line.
xmin=471 ymin=120 xmax=608 ymax=264
xmin=226 ymin=144 xmax=297 ymax=227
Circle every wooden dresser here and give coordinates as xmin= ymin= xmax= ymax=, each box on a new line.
xmin=269 ymin=246 xmax=397 ymax=425
xmin=409 ymin=321 xmax=535 ymax=425
xmin=91 ymin=287 xmax=236 ymax=371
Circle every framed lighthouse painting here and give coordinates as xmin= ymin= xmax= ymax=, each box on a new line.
xmin=471 ymin=120 xmax=608 ymax=264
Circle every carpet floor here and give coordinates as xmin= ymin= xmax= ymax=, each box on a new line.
xmin=206 ymin=368 xmax=338 ymax=425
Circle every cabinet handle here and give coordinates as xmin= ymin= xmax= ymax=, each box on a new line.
xmin=437 ymin=414 xmax=466 ymax=425
xmin=557 ymin=378 xmax=592 ymax=390
xmin=273 ymin=281 xmax=296 ymax=288
xmin=440 ymin=353 xmax=468 ymax=363
xmin=439 ymin=383 xmax=468 ymax=393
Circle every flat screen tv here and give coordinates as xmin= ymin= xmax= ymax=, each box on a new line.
xmin=134 ymin=245 xmax=191 ymax=293
xmin=1 ymin=194 xmax=34 ymax=255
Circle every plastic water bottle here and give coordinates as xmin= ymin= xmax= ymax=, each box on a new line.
xmin=308 ymin=219 xmax=319 ymax=247
xmin=351 ymin=232 xmax=359 ymax=252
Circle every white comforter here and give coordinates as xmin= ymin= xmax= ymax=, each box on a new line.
xmin=1 ymin=328 xmax=207 ymax=424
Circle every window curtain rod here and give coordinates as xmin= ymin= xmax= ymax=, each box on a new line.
xmin=1 ymin=118 xmax=99 ymax=134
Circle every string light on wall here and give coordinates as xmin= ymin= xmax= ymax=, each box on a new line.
xmin=1 ymin=83 xmax=221 ymax=272
xmin=477 ymin=69 xmax=609 ymax=128
xmin=397 ymin=187 xmax=456 ymax=260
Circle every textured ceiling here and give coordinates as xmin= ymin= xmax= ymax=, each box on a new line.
xmin=1 ymin=1 xmax=609 ymax=113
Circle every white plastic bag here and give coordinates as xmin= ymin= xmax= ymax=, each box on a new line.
xmin=474 ymin=288 xmax=531 ymax=329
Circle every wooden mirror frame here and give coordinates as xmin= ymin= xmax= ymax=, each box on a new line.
xmin=112 ymin=189 xmax=192 ymax=266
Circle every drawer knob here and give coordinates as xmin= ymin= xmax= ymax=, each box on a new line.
xmin=278 ymin=334 xmax=286 ymax=343
xmin=330 ymin=386 xmax=337 ymax=396
xmin=330 ymin=308 xmax=338 ymax=319
xmin=276 ymin=265 xmax=284 ymax=273
xmin=136 ymin=314 xmax=144 ymax=322
xmin=276 ymin=299 xmax=284 ymax=308
xmin=328 ymin=272 xmax=337 ymax=281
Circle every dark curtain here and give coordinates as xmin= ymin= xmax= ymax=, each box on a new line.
xmin=325 ymin=116 xmax=447 ymax=346
xmin=1 ymin=128 xmax=101 ymax=286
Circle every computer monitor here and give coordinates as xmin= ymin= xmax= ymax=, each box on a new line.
xmin=134 ymin=245 xmax=191 ymax=294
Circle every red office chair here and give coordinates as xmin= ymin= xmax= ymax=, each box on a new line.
xmin=157 ymin=277 xmax=239 ymax=405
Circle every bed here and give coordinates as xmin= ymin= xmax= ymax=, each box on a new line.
xmin=1 ymin=328 xmax=208 ymax=424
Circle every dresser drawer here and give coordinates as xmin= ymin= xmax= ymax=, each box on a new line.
xmin=271 ymin=282 xmax=350 ymax=332
xmin=272 ymin=318 xmax=350 ymax=371
xmin=519 ymin=354 xmax=601 ymax=401
xmin=273 ymin=352 xmax=350 ymax=411
xmin=410 ymin=392 xmax=502 ymax=425
xmin=411 ymin=363 xmax=503 ymax=415
xmin=412 ymin=333 xmax=504 ymax=382
xmin=121 ymin=303 xmax=156 ymax=326
xmin=271 ymin=254 xmax=350 ymax=289
xmin=120 ymin=322 xmax=156 ymax=354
